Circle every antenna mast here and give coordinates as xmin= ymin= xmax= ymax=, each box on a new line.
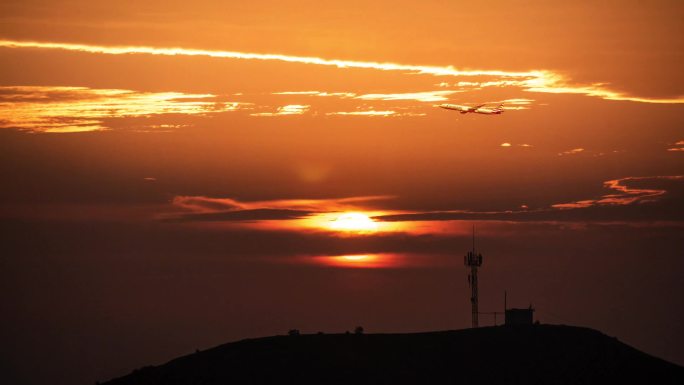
xmin=464 ymin=225 xmax=483 ymax=328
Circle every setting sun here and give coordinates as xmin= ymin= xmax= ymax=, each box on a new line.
xmin=329 ymin=212 xmax=378 ymax=232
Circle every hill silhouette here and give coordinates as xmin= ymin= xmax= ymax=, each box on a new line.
xmin=103 ymin=325 xmax=683 ymax=385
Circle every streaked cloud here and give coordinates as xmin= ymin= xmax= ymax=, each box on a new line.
xmin=168 ymin=195 xmax=408 ymax=234
xmin=169 ymin=176 xmax=684 ymax=230
xmin=552 ymin=176 xmax=684 ymax=209
xmin=250 ymin=104 xmax=309 ymax=116
xmin=171 ymin=195 xmax=393 ymax=216
xmin=370 ymin=176 xmax=684 ymax=224
xmin=3 ymin=39 xmax=681 ymax=104
xmin=273 ymin=91 xmax=356 ymax=98
xmin=503 ymin=98 xmax=535 ymax=105
xmin=326 ymin=110 xmax=396 ymax=117
xmin=355 ymin=90 xmax=461 ymax=102
xmin=558 ymin=148 xmax=585 ymax=156
xmin=524 ymin=76 xmax=684 ymax=104
xmin=499 ymin=98 xmax=535 ymax=110
xmin=667 ymin=140 xmax=684 ymax=152
xmin=0 ymin=39 xmax=546 ymax=78
xmin=0 ymin=86 xmax=245 ymax=133
xmin=308 ymin=253 xmax=428 ymax=269
xmin=131 ymin=123 xmax=193 ymax=133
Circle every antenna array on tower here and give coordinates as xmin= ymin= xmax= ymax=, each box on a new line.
xmin=464 ymin=226 xmax=483 ymax=328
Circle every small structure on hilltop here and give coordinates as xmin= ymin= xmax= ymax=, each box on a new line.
xmin=505 ymin=307 xmax=535 ymax=326
xmin=504 ymin=291 xmax=535 ymax=326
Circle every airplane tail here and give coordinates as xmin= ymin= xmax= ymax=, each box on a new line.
xmin=496 ymin=103 xmax=504 ymax=112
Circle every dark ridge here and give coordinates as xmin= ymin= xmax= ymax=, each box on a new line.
xmin=103 ymin=324 xmax=684 ymax=385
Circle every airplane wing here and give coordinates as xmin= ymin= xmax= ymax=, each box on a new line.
xmin=470 ymin=104 xmax=486 ymax=111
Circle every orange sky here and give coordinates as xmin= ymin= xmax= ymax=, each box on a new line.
xmin=1 ymin=2 xmax=683 ymax=384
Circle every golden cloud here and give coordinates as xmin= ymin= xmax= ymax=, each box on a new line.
xmin=2 ymin=39 xmax=682 ymax=104
xmin=250 ymin=104 xmax=309 ymax=116
xmin=0 ymin=86 xmax=246 ymax=133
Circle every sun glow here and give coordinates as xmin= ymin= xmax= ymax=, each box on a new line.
xmin=329 ymin=212 xmax=378 ymax=232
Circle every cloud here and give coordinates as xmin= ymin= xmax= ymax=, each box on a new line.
xmin=250 ymin=104 xmax=309 ymax=116
xmin=169 ymin=195 xmax=394 ymax=220
xmin=375 ymin=176 xmax=684 ymax=223
xmin=325 ymin=110 xmax=394 ymax=117
xmin=500 ymin=142 xmax=512 ymax=147
xmin=169 ymin=208 xmax=312 ymax=222
xmin=3 ymin=39 xmax=681 ymax=104
xmin=169 ymin=176 xmax=684 ymax=227
xmin=0 ymin=39 xmax=547 ymax=78
xmin=552 ymin=176 xmax=684 ymax=209
xmin=502 ymin=98 xmax=535 ymax=105
xmin=0 ymin=86 xmax=247 ymax=133
xmin=355 ymin=90 xmax=462 ymax=102
xmin=171 ymin=196 xmax=247 ymax=212
xmin=169 ymin=176 xmax=684 ymax=230
xmin=558 ymin=148 xmax=584 ymax=156
xmin=667 ymin=140 xmax=684 ymax=152
xmin=273 ymin=91 xmax=356 ymax=97
xmin=524 ymin=76 xmax=684 ymax=104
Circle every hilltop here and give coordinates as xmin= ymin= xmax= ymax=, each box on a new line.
xmin=104 ymin=324 xmax=683 ymax=385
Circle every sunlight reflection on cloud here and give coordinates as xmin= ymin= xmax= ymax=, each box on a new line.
xmin=250 ymin=104 xmax=309 ymax=116
xmin=552 ymin=176 xmax=684 ymax=209
xmin=0 ymin=86 xmax=247 ymax=133
xmin=2 ymin=40 xmax=681 ymax=104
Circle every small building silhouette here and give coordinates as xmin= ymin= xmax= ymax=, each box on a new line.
xmin=505 ymin=306 xmax=535 ymax=326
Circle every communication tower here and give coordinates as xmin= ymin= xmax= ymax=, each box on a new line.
xmin=464 ymin=226 xmax=483 ymax=328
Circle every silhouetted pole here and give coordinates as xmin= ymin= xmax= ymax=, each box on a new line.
xmin=464 ymin=225 xmax=483 ymax=328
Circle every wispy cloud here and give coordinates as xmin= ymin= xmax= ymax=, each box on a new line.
xmin=250 ymin=104 xmax=309 ymax=116
xmin=355 ymin=90 xmax=461 ymax=102
xmin=273 ymin=91 xmax=356 ymax=98
xmin=503 ymin=98 xmax=535 ymax=105
xmin=524 ymin=76 xmax=684 ymax=104
xmin=499 ymin=142 xmax=532 ymax=148
xmin=0 ymin=40 xmax=545 ymax=78
xmin=368 ymin=175 xmax=684 ymax=225
xmin=325 ymin=110 xmax=392 ymax=117
xmin=168 ymin=195 xmax=404 ymax=234
xmin=3 ymin=39 xmax=681 ymax=104
xmin=169 ymin=176 xmax=684 ymax=230
xmin=558 ymin=148 xmax=584 ymax=156
xmin=552 ymin=176 xmax=684 ymax=209
xmin=667 ymin=140 xmax=684 ymax=152
xmin=0 ymin=86 xmax=245 ymax=133
xmin=171 ymin=195 xmax=393 ymax=216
